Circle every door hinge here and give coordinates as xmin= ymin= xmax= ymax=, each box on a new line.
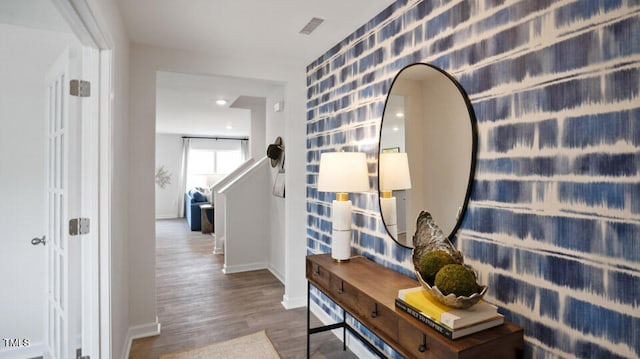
xmin=76 ymin=347 xmax=90 ymax=359
xmin=76 ymin=348 xmax=91 ymax=359
xmin=69 ymin=218 xmax=90 ymax=236
xmin=70 ymin=79 xmax=91 ymax=97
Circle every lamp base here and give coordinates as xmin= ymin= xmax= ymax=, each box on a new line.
xmin=332 ymin=257 xmax=350 ymax=263
xmin=380 ymin=196 xmax=398 ymax=239
xmin=331 ymin=229 xmax=352 ymax=261
xmin=386 ymin=224 xmax=398 ymax=240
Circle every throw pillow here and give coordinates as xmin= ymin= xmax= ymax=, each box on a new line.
xmin=192 ymin=190 xmax=206 ymax=202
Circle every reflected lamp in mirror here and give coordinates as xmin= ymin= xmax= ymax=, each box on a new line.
xmin=318 ymin=152 xmax=369 ymax=261
xmin=379 ymin=152 xmax=412 ymax=240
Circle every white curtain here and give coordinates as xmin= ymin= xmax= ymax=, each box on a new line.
xmin=177 ymin=138 xmax=191 ymax=217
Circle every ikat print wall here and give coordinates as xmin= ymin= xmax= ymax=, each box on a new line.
xmin=306 ymin=0 xmax=640 ymax=357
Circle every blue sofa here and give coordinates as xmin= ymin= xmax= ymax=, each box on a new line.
xmin=184 ymin=189 xmax=213 ymax=231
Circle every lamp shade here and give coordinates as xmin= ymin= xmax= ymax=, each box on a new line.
xmin=379 ymin=152 xmax=412 ymax=191
xmin=317 ymin=152 xmax=369 ymax=193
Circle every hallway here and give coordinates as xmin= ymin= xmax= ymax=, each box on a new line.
xmin=129 ymin=219 xmax=355 ymax=358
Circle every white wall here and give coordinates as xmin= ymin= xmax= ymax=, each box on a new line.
xmin=266 ymin=89 xmax=286 ymax=281
xmin=221 ymin=158 xmax=270 ymax=273
xmin=84 ymin=0 xmax=133 ymax=356
xmin=127 ymin=44 xmax=158 ymax=333
xmin=129 ymin=43 xmax=308 ymax=324
xmin=212 ymin=158 xmax=255 ymax=253
xmin=155 ymin=134 xmax=183 ymax=218
xmin=228 ymin=94 xmax=288 ymax=280
xmin=0 ymin=22 xmax=77 ymax=351
xmin=280 ymin=70 xmax=307 ymax=308
xmin=231 ymin=96 xmax=267 ymax=160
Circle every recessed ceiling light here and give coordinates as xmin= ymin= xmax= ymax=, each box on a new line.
xmin=216 ymin=99 xmax=227 ymax=106
xmin=393 ymin=126 xmax=400 ymax=132
xmin=299 ymin=17 xmax=324 ymax=35
xmin=396 ymin=112 xmax=404 ymax=118
xmin=225 ymin=124 xmax=233 ymax=130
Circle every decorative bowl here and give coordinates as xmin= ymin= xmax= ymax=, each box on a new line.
xmin=414 ymin=268 xmax=487 ymax=309
xmin=410 ymin=211 xmax=487 ymax=309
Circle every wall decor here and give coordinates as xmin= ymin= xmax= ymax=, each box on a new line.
xmin=155 ymin=165 xmax=172 ymax=189
xmin=266 ymin=136 xmax=284 ymax=168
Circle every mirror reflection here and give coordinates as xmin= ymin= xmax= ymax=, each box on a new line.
xmin=378 ymin=63 xmax=477 ymax=247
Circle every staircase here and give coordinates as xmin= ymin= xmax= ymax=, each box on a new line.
xmin=215 ymin=157 xmax=272 ymax=273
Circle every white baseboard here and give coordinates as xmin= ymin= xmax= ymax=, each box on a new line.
xmin=0 ymin=341 xmax=46 ymax=359
xmin=121 ymin=317 xmax=161 ymax=359
xmin=281 ymin=293 xmax=306 ymax=309
xmin=268 ymin=264 xmax=285 ymax=284
xmin=155 ymin=215 xmax=178 ymax=220
xmin=210 ymin=234 xmax=224 ymax=254
xmin=214 ymin=235 xmax=225 ymax=254
xmin=222 ymin=261 xmax=268 ymax=274
xmin=309 ymin=301 xmax=376 ymax=359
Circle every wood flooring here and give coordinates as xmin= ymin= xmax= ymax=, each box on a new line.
xmin=128 ymin=219 xmax=357 ymax=359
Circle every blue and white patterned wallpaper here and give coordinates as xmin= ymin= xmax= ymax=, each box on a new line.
xmin=306 ymin=0 xmax=640 ymax=357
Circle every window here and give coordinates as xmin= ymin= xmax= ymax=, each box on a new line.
xmin=216 ymin=150 xmax=242 ymax=174
xmin=186 ymin=148 xmax=243 ymax=189
xmin=189 ymin=149 xmax=215 ymax=175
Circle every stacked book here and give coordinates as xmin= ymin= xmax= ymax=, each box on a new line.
xmin=396 ymin=287 xmax=504 ymax=340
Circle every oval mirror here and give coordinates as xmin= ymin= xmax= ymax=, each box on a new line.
xmin=378 ymin=63 xmax=477 ymax=248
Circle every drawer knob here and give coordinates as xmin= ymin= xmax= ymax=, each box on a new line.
xmin=418 ymin=334 xmax=427 ymax=352
xmin=372 ymin=303 xmax=379 ymax=318
xmin=337 ymin=281 xmax=344 ymax=294
xmin=314 ymin=266 xmax=320 ymax=275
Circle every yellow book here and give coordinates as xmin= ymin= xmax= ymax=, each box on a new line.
xmin=398 ymin=287 xmax=498 ymax=329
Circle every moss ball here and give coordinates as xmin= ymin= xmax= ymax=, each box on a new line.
xmin=434 ymin=264 xmax=480 ymax=297
xmin=419 ymin=250 xmax=456 ymax=285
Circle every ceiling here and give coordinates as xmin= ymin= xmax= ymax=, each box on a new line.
xmin=0 ymin=0 xmax=71 ymax=33
xmin=138 ymin=0 xmax=395 ymax=137
xmin=156 ymin=71 xmax=281 ymax=136
xmin=3 ymin=0 xmax=396 ymax=138
xmin=118 ymin=0 xmax=395 ymax=67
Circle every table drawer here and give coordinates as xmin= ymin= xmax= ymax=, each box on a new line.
xmin=398 ymin=319 xmax=453 ymax=359
xmin=357 ymin=294 xmax=398 ymax=343
xmin=329 ymin=275 xmax=359 ymax=309
xmin=307 ymin=261 xmax=330 ymax=290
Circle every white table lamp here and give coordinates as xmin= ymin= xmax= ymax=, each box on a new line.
xmin=379 ymin=152 xmax=412 ymax=240
xmin=318 ymin=152 xmax=369 ymax=261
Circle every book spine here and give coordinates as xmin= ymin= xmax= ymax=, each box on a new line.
xmin=395 ymin=299 xmax=453 ymax=340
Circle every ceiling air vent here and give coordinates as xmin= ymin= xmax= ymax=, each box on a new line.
xmin=299 ymin=17 xmax=324 ymax=35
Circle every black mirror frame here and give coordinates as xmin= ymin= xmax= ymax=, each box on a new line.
xmin=377 ymin=62 xmax=478 ymax=248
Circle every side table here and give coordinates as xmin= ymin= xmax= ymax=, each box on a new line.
xmin=199 ymin=204 xmax=214 ymax=234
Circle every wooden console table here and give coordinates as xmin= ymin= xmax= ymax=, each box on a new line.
xmin=306 ymin=254 xmax=523 ymax=358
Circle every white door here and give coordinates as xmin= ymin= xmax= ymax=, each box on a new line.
xmin=0 ymin=2 xmax=105 ymax=359
xmin=45 ymin=47 xmax=83 ymax=359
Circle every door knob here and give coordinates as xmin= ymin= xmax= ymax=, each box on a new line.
xmin=31 ymin=236 xmax=46 ymax=246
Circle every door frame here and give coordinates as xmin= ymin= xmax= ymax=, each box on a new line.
xmin=51 ymin=1 xmax=113 ymax=358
